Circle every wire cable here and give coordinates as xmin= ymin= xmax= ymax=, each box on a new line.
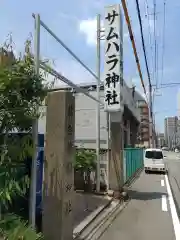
xmin=144 ymin=0 xmax=154 ymax=81
xmin=153 ymin=0 xmax=157 ymax=87
xmin=120 ymin=0 xmax=148 ymax=101
xmin=134 ymin=0 xmax=151 ymax=88
xmin=161 ymin=0 xmax=166 ymax=85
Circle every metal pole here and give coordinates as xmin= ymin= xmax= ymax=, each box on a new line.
xmin=32 ymin=13 xmax=98 ymax=80
xmin=106 ymin=113 xmax=110 ymax=191
xmin=40 ymin=62 xmax=103 ymax=104
xmin=96 ymin=14 xmax=101 ymax=193
xmin=29 ymin=13 xmax=40 ymax=228
xmin=153 ymin=113 xmax=156 ymax=147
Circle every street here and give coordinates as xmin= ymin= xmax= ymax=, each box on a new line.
xmin=165 ymin=151 xmax=180 ymax=220
xmin=99 ymin=154 xmax=180 ymax=240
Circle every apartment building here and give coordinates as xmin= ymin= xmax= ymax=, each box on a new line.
xmin=134 ymin=91 xmax=149 ymax=147
xmin=164 ymin=116 xmax=178 ymax=148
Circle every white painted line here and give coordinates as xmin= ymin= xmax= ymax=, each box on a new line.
xmin=161 ymin=179 xmax=165 ymax=187
xmin=162 ymin=195 xmax=168 ymax=212
xmin=165 ymin=174 xmax=180 ymax=239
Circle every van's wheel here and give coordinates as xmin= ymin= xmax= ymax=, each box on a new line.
xmin=145 ymin=170 xmax=148 ymax=174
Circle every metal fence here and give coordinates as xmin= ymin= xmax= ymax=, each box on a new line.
xmin=123 ymin=148 xmax=144 ymax=183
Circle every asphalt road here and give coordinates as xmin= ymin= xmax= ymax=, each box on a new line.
xmin=99 ymin=170 xmax=180 ymax=240
xmin=165 ymin=151 xmax=180 ymax=220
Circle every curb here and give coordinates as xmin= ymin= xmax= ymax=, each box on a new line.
xmin=124 ymin=167 xmax=143 ymax=187
xmin=166 ymin=168 xmax=180 ymax=220
xmin=73 ymin=168 xmax=143 ymax=239
xmin=73 ymin=196 xmax=113 ymax=239
xmin=87 ymin=200 xmax=130 ymax=240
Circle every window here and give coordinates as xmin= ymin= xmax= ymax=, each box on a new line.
xmin=145 ymin=151 xmax=163 ymax=159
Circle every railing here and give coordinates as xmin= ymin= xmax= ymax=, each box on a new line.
xmin=123 ymin=148 xmax=144 ymax=183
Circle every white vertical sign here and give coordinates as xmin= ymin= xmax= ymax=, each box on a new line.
xmin=104 ymin=4 xmax=123 ymax=112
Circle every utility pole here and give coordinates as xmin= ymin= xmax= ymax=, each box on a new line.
xmin=149 ymin=84 xmax=153 ymax=147
xmin=96 ymin=14 xmax=101 ymax=193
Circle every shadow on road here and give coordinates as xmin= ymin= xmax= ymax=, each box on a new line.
xmin=128 ymin=189 xmax=167 ymax=201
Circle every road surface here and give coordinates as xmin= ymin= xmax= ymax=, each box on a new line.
xmin=165 ymin=151 xmax=180 ymax=220
xmin=99 ymin=170 xmax=180 ymax=240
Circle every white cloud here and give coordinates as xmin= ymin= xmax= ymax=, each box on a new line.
xmin=78 ymin=12 xmax=153 ymax=47
xmin=79 ymin=18 xmax=104 ymax=46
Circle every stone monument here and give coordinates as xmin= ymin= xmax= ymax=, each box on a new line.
xmin=42 ymin=90 xmax=75 ymax=240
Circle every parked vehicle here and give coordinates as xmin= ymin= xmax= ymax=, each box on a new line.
xmin=175 ymin=148 xmax=179 ymax=153
xmin=162 ymin=147 xmax=169 ymax=151
xmin=144 ymin=148 xmax=167 ymax=174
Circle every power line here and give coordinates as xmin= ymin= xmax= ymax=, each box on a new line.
xmin=120 ymin=0 xmax=148 ymax=100
xmin=153 ymin=0 xmax=157 ymax=87
xmin=134 ymin=0 xmax=153 ymax=147
xmin=135 ymin=0 xmax=151 ymax=87
xmin=159 ymin=85 xmax=180 ymax=89
xmin=144 ymin=0 xmax=154 ymax=81
xmin=156 ymin=41 xmax=159 ymax=86
xmin=161 ymin=82 xmax=180 ymax=86
xmin=161 ymin=0 xmax=166 ymax=85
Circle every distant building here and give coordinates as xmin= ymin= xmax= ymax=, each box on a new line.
xmin=157 ymin=133 xmax=165 ymax=148
xmin=134 ymin=91 xmax=149 ymax=147
xmin=164 ymin=116 xmax=178 ymax=148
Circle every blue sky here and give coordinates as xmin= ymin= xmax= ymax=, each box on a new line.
xmin=1 ymin=0 xmax=180 ymax=132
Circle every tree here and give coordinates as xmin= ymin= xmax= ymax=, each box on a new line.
xmin=0 ymin=37 xmax=54 ymax=239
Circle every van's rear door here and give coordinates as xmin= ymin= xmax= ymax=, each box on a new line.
xmin=144 ymin=150 xmax=164 ymax=166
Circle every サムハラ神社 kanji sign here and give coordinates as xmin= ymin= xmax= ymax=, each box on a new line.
xmin=104 ymin=4 xmax=123 ymax=112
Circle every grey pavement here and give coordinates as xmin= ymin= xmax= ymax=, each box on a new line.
xmin=99 ymin=171 xmax=176 ymax=240
xmin=74 ymin=193 xmax=110 ymax=228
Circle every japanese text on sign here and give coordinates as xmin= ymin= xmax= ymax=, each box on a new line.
xmin=104 ymin=4 xmax=123 ymax=112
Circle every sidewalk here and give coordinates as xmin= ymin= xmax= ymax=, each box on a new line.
xmin=74 ymin=192 xmax=110 ymax=228
xmin=99 ymin=171 xmax=179 ymax=240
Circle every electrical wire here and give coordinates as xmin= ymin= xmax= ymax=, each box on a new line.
xmin=153 ymin=0 xmax=157 ymax=87
xmin=144 ymin=0 xmax=154 ymax=81
xmin=161 ymin=0 xmax=166 ymax=85
xmin=120 ymin=0 xmax=148 ymax=101
xmin=158 ymin=85 xmax=180 ymax=89
xmin=134 ymin=0 xmax=153 ymax=146
xmin=134 ymin=0 xmax=151 ymax=88
xmin=156 ymin=42 xmax=159 ymax=86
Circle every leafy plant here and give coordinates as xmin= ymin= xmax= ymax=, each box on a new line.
xmin=74 ymin=149 xmax=96 ymax=172
xmin=0 ymin=36 xmax=53 ymax=238
xmin=0 ymin=214 xmax=43 ymax=239
xmin=74 ymin=149 xmax=96 ymax=191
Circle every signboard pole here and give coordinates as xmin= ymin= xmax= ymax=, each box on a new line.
xmin=96 ymin=14 xmax=101 ymax=193
xmin=29 ymin=13 xmax=40 ymax=228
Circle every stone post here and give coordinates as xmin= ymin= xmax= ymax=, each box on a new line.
xmin=42 ymin=91 xmax=75 ymax=240
xmin=109 ymin=112 xmax=124 ymax=194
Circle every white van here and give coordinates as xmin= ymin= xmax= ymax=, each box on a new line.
xmin=144 ymin=148 xmax=167 ymax=173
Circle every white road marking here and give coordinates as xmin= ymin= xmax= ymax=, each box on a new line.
xmin=161 ymin=179 xmax=165 ymax=187
xmin=162 ymin=195 xmax=168 ymax=212
xmin=165 ymin=174 xmax=180 ymax=239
